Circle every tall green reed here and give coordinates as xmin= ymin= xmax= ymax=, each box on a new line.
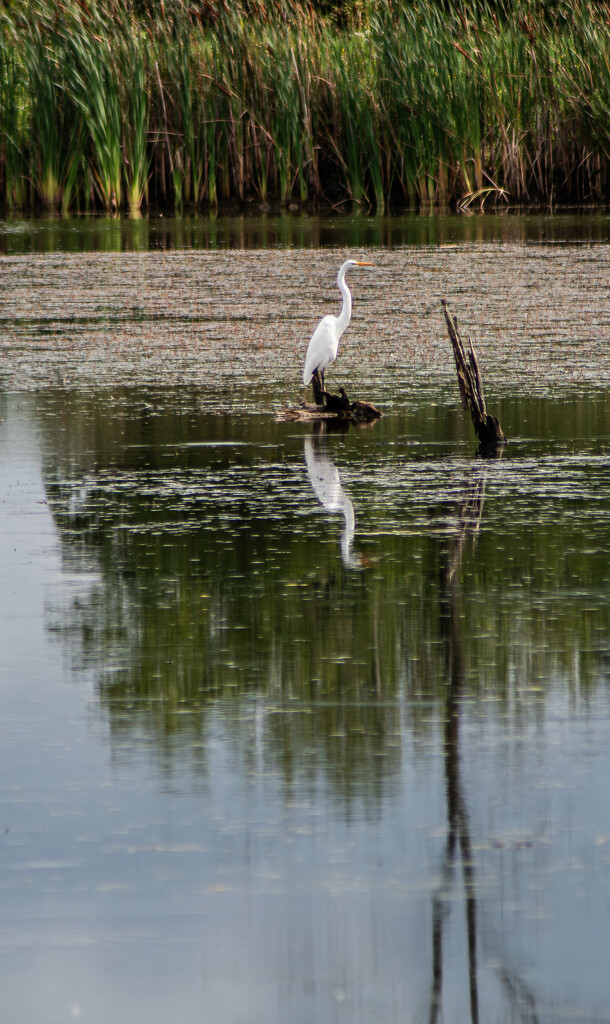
xmin=264 ymin=33 xmax=309 ymax=204
xmin=374 ymin=7 xmax=447 ymax=205
xmin=122 ymin=22 xmax=151 ymax=212
xmin=23 ymin=22 xmax=87 ymax=211
xmin=158 ymin=21 xmax=201 ymax=207
xmin=62 ymin=16 xmax=124 ymax=210
xmin=2 ymin=0 xmax=610 ymax=213
xmin=549 ymin=4 xmax=610 ymax=199
xmin=0 ymin=17 xmax=27 ymax=209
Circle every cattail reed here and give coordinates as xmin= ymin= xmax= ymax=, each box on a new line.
xmin=1 ymin=0 xmax=609 ymax=214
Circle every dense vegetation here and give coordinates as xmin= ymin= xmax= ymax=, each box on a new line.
xmin=1 ymin=0 xmax=610 ymax=214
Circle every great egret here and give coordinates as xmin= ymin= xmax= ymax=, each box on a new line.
xmin=302 ymin=258 xmax=373 ymax=403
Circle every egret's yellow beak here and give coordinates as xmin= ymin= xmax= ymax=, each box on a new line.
xmin=355 ymin=261 xmax=374 ymax=266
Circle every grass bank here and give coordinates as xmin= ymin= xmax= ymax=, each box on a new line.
xmin=1 ymin=0 xmax=610 ymax=214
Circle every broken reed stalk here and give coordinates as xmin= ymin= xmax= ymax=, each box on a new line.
xmin=441 ymin=300 xmax=506 ymax=449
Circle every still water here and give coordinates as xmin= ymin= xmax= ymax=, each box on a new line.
xmin=1 ymin=214 xmax=610 ymax=1023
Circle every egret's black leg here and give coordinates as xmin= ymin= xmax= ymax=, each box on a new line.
xmin=312 ymin=369 xmax=325 ymax=406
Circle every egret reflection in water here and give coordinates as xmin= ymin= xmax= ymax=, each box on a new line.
xmin=304 ymin=433 xmax=363 ymax=569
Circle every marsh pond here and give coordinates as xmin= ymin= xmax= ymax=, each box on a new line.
xmin=1 ymin=211 xmax=610 ymax=1023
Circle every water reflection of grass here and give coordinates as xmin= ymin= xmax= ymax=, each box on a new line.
xmin=39 ymin=392 xmax=610 ymax=805
xmin=2 ymin=1 xmax=610 ymax=213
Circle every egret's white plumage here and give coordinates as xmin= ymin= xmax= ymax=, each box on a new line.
xmin=302 ymin=259 xmax=373 ymax=390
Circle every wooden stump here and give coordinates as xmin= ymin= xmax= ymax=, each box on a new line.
xmin=441 ymin=300 xmax=506 ymax=450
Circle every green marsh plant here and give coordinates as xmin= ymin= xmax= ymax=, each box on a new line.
xmin=2 ymin=0 xmax=610 ymax=213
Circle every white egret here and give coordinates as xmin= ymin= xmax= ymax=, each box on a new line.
xmin=302 ymin=258 xmax=373 ymax=403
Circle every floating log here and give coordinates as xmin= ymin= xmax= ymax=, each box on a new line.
xmin=441 ymin=299 xmax=506 ymax=450
xmin=277 ymin=386 xmax=382 ymax=424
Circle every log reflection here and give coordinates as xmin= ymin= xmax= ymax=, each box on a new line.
xmin=429 ymin=463 xmax=487 ymax=1024
xmin=429 ymin=456 xmax=541 ymax=1023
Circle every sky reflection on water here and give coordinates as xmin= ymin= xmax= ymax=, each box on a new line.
xmin=2 ymin=382 xmax=610 ymax=1023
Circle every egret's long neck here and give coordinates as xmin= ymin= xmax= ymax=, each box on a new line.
xmin=336 ymin=267 xmax=352 ymax=337
xmin=340 ymin=497 xmax=355 ymax=562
